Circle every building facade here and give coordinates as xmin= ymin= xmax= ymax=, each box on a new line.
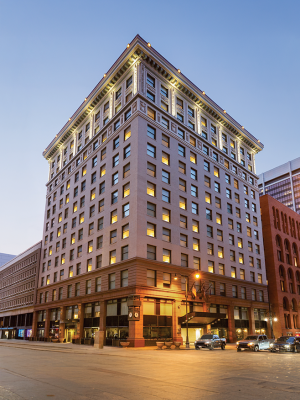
xmin=0 ymin=253 xmax=16 ymax=267
xmin=260 ymin=194 xmax=300 ymax=337
xmin=35 ymin=35 xmax=269 ymax=346
xmin=258 ymin=157 xmax=300 ymax=214
xmin=0 ymin=242 xmax=41 ymax=339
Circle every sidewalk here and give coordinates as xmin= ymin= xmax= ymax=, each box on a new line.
xmin=0 ymin=339 xmax=237 ymax=352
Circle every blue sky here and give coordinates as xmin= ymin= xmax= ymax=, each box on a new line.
xmin=0 ymin=0 xmax=299 ymax=254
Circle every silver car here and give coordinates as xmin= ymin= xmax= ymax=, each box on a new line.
xmin=237 ymin=334 xmax=273 ymax=352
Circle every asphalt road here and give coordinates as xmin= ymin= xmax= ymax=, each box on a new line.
xmin=0 ymin=340 xmax=299 ymax=400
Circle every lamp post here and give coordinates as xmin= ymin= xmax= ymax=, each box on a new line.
xmin=175 ymin=271 xmax=200 ymax=349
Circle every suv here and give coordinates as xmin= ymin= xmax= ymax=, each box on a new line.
xmin=236 ymin=334 xmax=273 ymax=352
xmin=195 ymin=334 xmax=226 ymax=350
xmin=270 ymin=336 xmax=300 ymax=353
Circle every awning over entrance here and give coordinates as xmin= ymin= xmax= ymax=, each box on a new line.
xmin=179 ymin=312 xmax=227 ymax=326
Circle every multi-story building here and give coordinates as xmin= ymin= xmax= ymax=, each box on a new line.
xmin=260 ymin=194 xmax=300 ymax=337
xmin=0 ymin=242 xmax=41 ymax=339
xmin=258 ymin=157 xmax=300 ymax=214
xmin=35 ymin=35 xmax=269 ymax=346
xmin=0 ymin=253 xmax=16 ymax=267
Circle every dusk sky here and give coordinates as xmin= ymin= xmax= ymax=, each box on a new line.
xmin=1 ymin=0 xmax=299 ymax=255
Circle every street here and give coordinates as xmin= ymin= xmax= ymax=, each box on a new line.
xmin=0 ymin=341 xmax=299 ymax=399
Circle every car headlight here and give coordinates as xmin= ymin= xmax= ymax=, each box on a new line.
xmin=248 ymin=342 xmax=254 ymax=346
xmin=270 ymin=343 xmax=274 ymax=347
xmin=236 ymin=341 xmax=240 ymax=345
xmin=205 ymin=342 xmax=210 ymax=344
xmin=285 ymin=344 xmax=290 ymax=348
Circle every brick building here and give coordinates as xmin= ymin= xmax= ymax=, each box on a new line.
xmin=0 ymin=242 xmax=41 ymax=339
xmin=260 ymin=194 xmax=300 ymax=337
xmin=34 ymin=35 xmax=270 ymax=346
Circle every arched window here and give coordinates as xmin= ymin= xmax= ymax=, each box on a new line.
xmin=276 ymin=209 xmax=281 ymax=230
xmin=292 ymin=298 xmax=298 ymax=312
xmin=283 ymin=297 xmax=289 ymax=311
xmin=288 ymin=268 xmax=293 ymax=281
xmin=296 ymin=271 xmax=300 ymax=282
xmin=272 ymin=207 xmax=276 ymax=228
xmin=285 ymin=214 xmax=289 ymax=234
xmin=276 ymin=235 xmax=283 ymax=262
xmin=292 ymin=243 xmax=299 ymax=267
xmin=282 ymin=212 xmax=286 ymax=233
xmin=279 ymin=265 xmax=285 ymax=279
xmin=284 ymin=239 xmax=291 ymax=264
xmin=292 ymin=219 xmax=296 ymax=238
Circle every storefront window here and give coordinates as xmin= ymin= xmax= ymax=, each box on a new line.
xmin=107 ymin=300 xmax=118 ymax=316
xmin=160 ymin=301 xmax=172 ymax=316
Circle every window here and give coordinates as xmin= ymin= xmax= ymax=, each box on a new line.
xmin=147 ymin=162 xmax=156 ymax=177
xmin=96 ymin=255 xmax=102 ymax=269
xmin=214 ymin=182 xmax=220 ymax=193
xmin=204 ymin=160 xmax=210 ymax=172
xmin=193 ymin=257 xmax=200 ymax=270
xmin=147 ymin=269 xmax=156 ymax=286
xmin=178 ymin=215 xmax=187 ymax=229
xmin=178 ymin=144 xmax=185 ymax=157
xmin=147 ymin=245 xmax=156 ymax=260
xmin=208 ymin=261 xmax=214 ymax=273
xmin=207 ymin=225 xmax=213 ymax=238
xmin=147 ymin=74 xmax=155 ymax=87
xmin=121 ymin=245 xmax=128 ymax=261
xmin=147 ymin=182 xmax=156 ymax=197
xmin=147 ymin=222 xmax=156 ymax=237
xmin=161 ymin=85 xmax=168 ymax=97
xmin=162 ymin=134 xmax=169 ymax=148
xmin=124 ymin=144 xmax=131 ymax=159
xmin=123 ymin=203 xmax=130 ymax=218
xmin=77 ymin=245 xmax=82 ymax=257
xmin=162 ymin=152 xmax=170 ymax=165
xmin=147 ymin=91 xmax=155 ymax=102
xmin=180 ymin=234 xmax=187 ymax=247
xmin=121 ymin=270 xmax=128 ymax=287
xmin=179 ymin=196 xmax=187 ymax=210
xmin=190 ymin=152 xmax=196 ymax=164
xmin=162 ymin=189 xmax=170 ymax=203
xmin=192 ymin=202 xmax=198 ymax=215
xmin=181 ymin=253 xmax=188 ymax=268
xmin=177 ymin=113 xmax=184 ymax=122
xmin=193 ymin=238 xmax=200 ymax=251
xmin=110 ymin=250 xmax=116 ymax=265
xmin=163 ymin=273 xmax=171 ymax=288
xmin=162 ymin=208 xmax=170 ymax=222
xmin=92 ymin=156 xmax=97 ymax=168
xmin=110 ymin=229 xmax=117 ymax=244
xmin=179 ymin=178 xmax=186 ymax=192
xmin=192 ymin=220 xmax=199 ymax=233
xmin=191 ymin=185 xmax=198 ymax=198
xmin=214 ymin=167 xmax=219 ymax=178
xmin=178 ymin=161 xmax=186 ymax=175
xmin=163 ymin=249 xmax=171 ymax=263
xmin=147 ymin=143 xmax=156 ymax=158
xmin=147 ymin=202 xmax=156 ymax=217
xmin=250 ymin=272 xmax=255 ymax=283
xmin=162 ymin=170 xmax=170 ymax=184
xmin=162 ymin=227 xmax=171 ymax=242
xmin=206 ymin=208 xmax=212 ymax=220
xmin=219 ymin=264 xmax=225 ymax=275
xmin=216 ymin=213 xmax=222 ymax=225
xmin=178 ymin=128 xmax=185 ymax=139
xmin=123 ymin=183 xmax=130 ymax=198
xmin=232 ymin=285 xmax=237 ymax=298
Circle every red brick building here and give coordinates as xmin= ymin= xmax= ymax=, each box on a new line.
xmin=260 ymin=194 xmax=300 ymax=337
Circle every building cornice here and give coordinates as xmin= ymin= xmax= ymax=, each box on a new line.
xmin=43 ymin=35 xmax=263 ymax=161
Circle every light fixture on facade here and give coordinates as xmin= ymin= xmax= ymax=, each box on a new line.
xmin=223 ymin=110 xmax=226 ymax=114
xmin=174 ymin=274 xmax=178 ymax=281
xmin=242 ymin=126 xmax=244 ymax=129
xmin=178 ymin=69 xmax=181 ymax=73
xmin=147 ymin=42 xmax=151 ymax=47
xmin=127 ymin=44 xmax=130 ymax=48
xmin=103 ymin=74 xmax=106 ymax=77
xmin=202 ymin=91 xmax=205 ymax=95
xmin=69 ymin=118 xmax=71 ymax=121
xmin=84 ymin=98 xmax=87 ymax=101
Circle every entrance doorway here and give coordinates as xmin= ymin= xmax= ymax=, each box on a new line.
xmin=65 ymin=329 xmax=75 ymax=343
xmin=181 ymin=327 xmax=203 ymax=344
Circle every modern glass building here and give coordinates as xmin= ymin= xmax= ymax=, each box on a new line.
xmin=258 ymin=157 xmax=300 ymax=214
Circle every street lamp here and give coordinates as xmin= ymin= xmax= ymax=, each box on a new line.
xmin=174 ymin=271 xmax=200 ymax=349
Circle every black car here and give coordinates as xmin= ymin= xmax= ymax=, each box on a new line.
xmin=269 ymin=336 xmax=300 ymax=353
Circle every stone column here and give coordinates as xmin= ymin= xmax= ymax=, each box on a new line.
xmin=59 ymin=306 xmax=66 ymax=342
xmin=248 ymin=307 xmax=256 ymax=335
xmin=99 ymin=300 xmax=106 ymax=344
xmin=78 ymin=303 xmax=84 ymax=340
xmin=32 ymin=311 xmax=38 ymax=338
xmin=227 ymin=305 xmax=237 ymax=343
xmin=172 ymin=300 xmax=183 ymax=344
xmin=44 ymin=309 xmax=51 ymax=339
xmin=128 ymin=297 xmax=145 ymax=347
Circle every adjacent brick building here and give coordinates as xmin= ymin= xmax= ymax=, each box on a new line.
xmin=260 ymin=194 xmax=300 ymax=337
xmin=31 ymin=35 xmax=270 ymax=345
xmin=0 ymin=242 xmax=41 ymax=339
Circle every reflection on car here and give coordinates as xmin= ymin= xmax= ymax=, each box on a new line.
xmin=270 ymin=336 xmax=300 ymax=353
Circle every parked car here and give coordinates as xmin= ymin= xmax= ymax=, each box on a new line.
xmin=194 ymin=334 xmax=226 ymax=350
xmin=270 ymin=336 xmax=300 ymax=353
xmin=236 ymin=334 xmax=273 ymax=352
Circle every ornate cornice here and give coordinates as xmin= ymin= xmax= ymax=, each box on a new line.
xmin=43 ymin=35 xmax=263 ymax=161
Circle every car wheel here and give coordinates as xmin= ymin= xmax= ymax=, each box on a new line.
xmin=253 ymin=345 xmax=259 ymax=352
xmin=221 ymin=343 xmax=225 ymax=350
xmin=237 ymin=348 xmax=241 ymax=352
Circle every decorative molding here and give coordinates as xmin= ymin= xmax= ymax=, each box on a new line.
xmin=140 ymin=101 xmax=146 ymax=113
xmin=132 ymin=101 xmax=137 ymax=113
xmin=171 ymin=122 xmax=176 ymax=133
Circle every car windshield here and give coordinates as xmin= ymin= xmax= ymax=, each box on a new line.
xmin=244 ymin=336 xmax=258 ymax=340
xmin=287 ymin=337 xmax=295 ymax=343
xmin=200 ymin=335 xmax=213 ymax=339
xmin=276 ymin=337 xmax=289 ymax=342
